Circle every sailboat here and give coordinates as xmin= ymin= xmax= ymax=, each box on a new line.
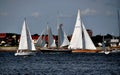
xmin=101 ymin=36 xmax=110 ymax=54
xmin=68 ymin=9 xmax=101 ymax=53
xmin=15 ymin=18 xmax=36 ymax=56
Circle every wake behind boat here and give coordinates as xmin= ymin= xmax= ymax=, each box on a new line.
xmin=15 ymin=18 xmax=36 ymax=56
xmin=15 ymin=50 xmax=36 ymax=56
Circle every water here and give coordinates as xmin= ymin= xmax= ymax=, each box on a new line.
xmin=0 ymin=52 xmax=120 ymax=75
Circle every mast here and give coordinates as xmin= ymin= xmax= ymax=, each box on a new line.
xmin=58 ymin=24 xmax=60 ymax=48
xmin=117 ymin=10 xmax=120 ymax=42
xmin=102 ymin=35 xmax=106 ymax=50
xmin=47 ymin=25 xmax=50 ymax=48
xmin=57 ymin=11 xmax=60 ymax=49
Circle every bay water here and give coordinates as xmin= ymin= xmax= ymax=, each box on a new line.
xmin=0 ymin=52 xmax=120 ymax=75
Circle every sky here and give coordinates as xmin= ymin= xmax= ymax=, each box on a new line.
xmin=0 ymin=0 xmax=120 ymax=36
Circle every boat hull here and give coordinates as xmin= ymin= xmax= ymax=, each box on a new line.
xmin=40 ymin=49 xmax=72 ymax=53
xmin=72 ymin=49 xmax=102 ymax=53
xmin=104 ymin=51 xmax=110 ymax=54
xmin=110 ymin=46 xmax=120 ymax=50
xmin=15 ymin=51 xmax=36 ymax=56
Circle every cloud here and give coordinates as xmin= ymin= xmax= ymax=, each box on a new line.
xmin=31 ymin=12 xmax=40 ymax=17
xmin=0 ymin=12 xmax=8 ymax=16
xmin=81 ymin=8 xmax=97 ymax=16
xmin=58 ymin=14 xmax=73 ymax=18
xmin=105 ymin=11 xmax=113 ymax=16
xmin=104 ymin=0 xmax=119 ymax=8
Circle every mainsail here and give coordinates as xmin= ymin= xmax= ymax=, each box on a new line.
xmin=68 ymin=9 xmax=83 ymax=49
xmin=68 ymin=9 xmax=96 ymax=50
xmin=35 ymin=30 xmax=46 ymax=48
xmin=18 ymin=19 xmax=36 ymax=51
xmin=58 ymin=24 xmax=69 ymax=47
xmin=47 ymin=26 xmax=56 ymax=48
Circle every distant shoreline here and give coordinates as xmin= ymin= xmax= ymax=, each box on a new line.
xmin=0 ymin=46 xmax=119 ymax=53
xmin=0 ymin=46 xmax=101 ymax=52
xmin=0 ymin=47 xmax=41 ymax=52
xmin=0 ymin=47 xmax=17 ymax=52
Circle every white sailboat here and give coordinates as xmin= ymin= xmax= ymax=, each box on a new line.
xmin=68 ymin=9 xmax=101 ymax=53
xmin=15 ymin=19 xmax=36 ymax=56
xmin=58 ymin=24 xmax=69 ymax=48
xmin=102 ymin=36 xmax=110 ymax=54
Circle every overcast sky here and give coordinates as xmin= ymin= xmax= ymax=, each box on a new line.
xmin=0 ymin=0 xmax=120 ymax=36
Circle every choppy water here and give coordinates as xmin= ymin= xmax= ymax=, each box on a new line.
xmin=0 ymin=52 xmax=120 ymax=75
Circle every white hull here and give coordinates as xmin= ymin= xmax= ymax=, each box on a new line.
xmin=15 ymin=52 xmax=36 ymax=56
xmin=104 ymin=51 xmax=110 ymax=55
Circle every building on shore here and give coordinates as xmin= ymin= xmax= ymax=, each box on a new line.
xmin=1 ymin=31 xmax=119 ymax=48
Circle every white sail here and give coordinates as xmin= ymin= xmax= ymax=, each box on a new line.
xmin=47 ymin=26 xmax=56 ymax=48
xmin=82 ymin=22 xmax=96 ymax=49
xmin=36 ymin=30 xmax=46 ymax=47
xmin=58 ymin=24 xmax=69 ymax=47
xmin=60 ymin=32 xmax=69 ymax=47
xmin=68 ymin=9 xmax=83 ymax=49
xmin=68 ymin=9 xmax=96 ymax=50
xmin=18 ymin=19 xmax=36 ymax=51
